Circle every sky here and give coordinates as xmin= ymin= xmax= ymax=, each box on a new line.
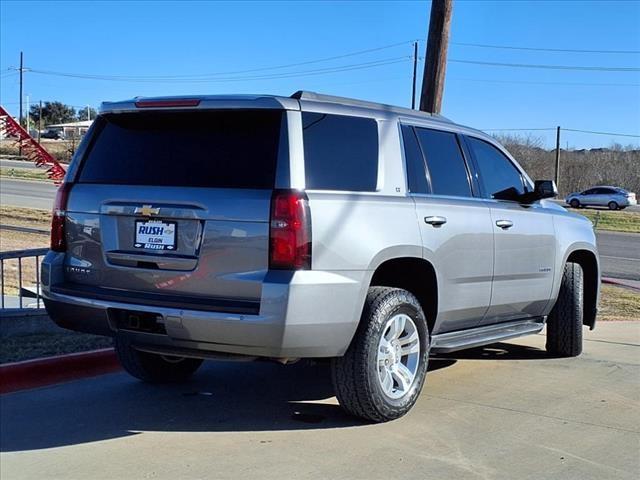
xmin=1 ymin=0 xmax=639 ymax=148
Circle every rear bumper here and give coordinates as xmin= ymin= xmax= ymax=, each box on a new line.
xmin=41 ymin=253 xmax=366 ymax=358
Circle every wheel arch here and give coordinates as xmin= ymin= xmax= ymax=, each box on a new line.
xmin=368 ymin=257 xmax=438 ymax=336
xmin=565 ymin=248 xmax=600 ymax=329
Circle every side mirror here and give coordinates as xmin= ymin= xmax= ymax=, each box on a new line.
xmin=534 ymin=180 xmax=558 ymax=199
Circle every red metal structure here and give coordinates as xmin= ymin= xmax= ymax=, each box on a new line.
xmin=0 ymin=105 xmax=66 ymax=183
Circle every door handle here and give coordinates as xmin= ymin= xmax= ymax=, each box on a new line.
xmin=425 ymin=216 xmax=447 ymax=226
xmin=496 ymin=219 xmax=514 ymax=229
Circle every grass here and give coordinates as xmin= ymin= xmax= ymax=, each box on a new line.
xmin=0 ymin=332 xmax=113 ymax=364
xmin=567 ymin=207 xmax=640 ymax=233
xmin=0 ymin=206 xmax=50 ymax=295
xmin=598 ymin=285 xmax=640 ymax=321
xmin=0 ymin=167 xmax=49 ymax=182
xmin=0 ymin=205 xmax=51 ymax=230
xmin=1 ymin=139 xmax=74 ymax=164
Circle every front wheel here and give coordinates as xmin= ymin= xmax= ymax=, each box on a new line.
xmin=569 ymin=199 xmax=580 ymax=208
xmin=331 ymin=287 xmax=429 ymax=422
xmin=546 ymin=262 xmax=584 ymax=357
xmin=115 ymin=335 xmax=203 ymax=383
xmin=608 ymin=201 xmax=619 ymax=210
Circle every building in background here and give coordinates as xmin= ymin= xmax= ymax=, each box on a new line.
xmin=44 ymin=120 xmax=92 ymax=139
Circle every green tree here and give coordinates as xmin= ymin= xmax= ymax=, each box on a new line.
xmin=29 ymin=101 xmax=76 ymax=126
xmin=76 ymin=106 xmax=98 ymax=121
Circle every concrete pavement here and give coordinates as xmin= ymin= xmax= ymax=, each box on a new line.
xmin=1 ymin=322 xmax=638 ymax=480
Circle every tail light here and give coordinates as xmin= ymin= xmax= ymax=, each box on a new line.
xmin=269 ymin=190 xmax=311 ymax=270
xmin=51 ymin=182 xmax=72 ymax=252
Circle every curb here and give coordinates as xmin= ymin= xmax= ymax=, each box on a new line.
xmin=602 ymin=277 xmax=640 ymax=292
xmin=0 ymin=348 xmax=121 ymax=394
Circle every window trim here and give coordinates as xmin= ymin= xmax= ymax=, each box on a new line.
xmin=400 ymin=123 xmax=480 ymax=199
xmin=461 ymin=134 xmax=533 ymax=203
xmin=399 ymin=124 xmax=431 ymax=194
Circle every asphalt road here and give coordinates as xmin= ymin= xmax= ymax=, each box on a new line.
xmin=597 ymin=231 xmax=640 ymax=281
xmin=1 ymin=322 xmax=638 ymax=480
xmin=0 ymin=159 xmax=40 ymax=170
xmin=0 ymin=178 xmax=57 ymax=210
xmin=551 ymin=199 xmax=640 ymax=213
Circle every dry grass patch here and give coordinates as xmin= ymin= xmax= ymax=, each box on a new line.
xmin=0 ymin=206 xmax=51 ymax=230
xmin=598 ymin=285 xmax=640 ymax=321
xmin=0 ymin=208 xmax=49 ymax=295
xmin=1 ymin=167 xmax=49 ymax=182
xmin=567 ymin=208 xmax=640 ymax=233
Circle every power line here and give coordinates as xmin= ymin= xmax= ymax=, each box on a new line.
xmin=449 ymin=77 xmax=640 ymax=87
xmin=27 ymin=57 xmax=411 ymax=83
xmin=451 ymin=41 xmax=640 ymax=55
xmin=563 ymin=128 xmax=640 ymax=138
xmin=483 ymin=127 xmax=640 ymax=138
xmin=449 ymin=58 xmax=640 ymax=72
xmin=16 ymin=40 xmax=415 ymax=81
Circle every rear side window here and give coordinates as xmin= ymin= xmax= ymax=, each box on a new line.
xmin=401 ymin=125 xmax=428 ymax=194
xmin=467 ymin=137 xmax=525 ymax=198
xmin=78 ymin=110 xmax=283 ymax=188
xmin=414 ymin=128 xmax=472 ymax=197
xmin=302 ymin=112 xmax=378 ymax=191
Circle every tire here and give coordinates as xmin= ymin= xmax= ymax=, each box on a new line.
xmin=546 ymin=262 xmax=584 ymax=357
xmin=115 ymin=335 xmax=203 ymax=383
xmin=331 ymin=287 xmax=429 ymax=422
xmin=569 ymin=199 xmax=580 ymax=208
xmin=608 ymin=201 xmax=619 ymax=210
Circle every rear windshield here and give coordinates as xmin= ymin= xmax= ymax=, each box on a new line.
xmin=77 ymin=110 xmax=283 ymax=188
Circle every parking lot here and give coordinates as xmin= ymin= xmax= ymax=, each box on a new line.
xmin=1 ymin=322 xmax=638 ymax=480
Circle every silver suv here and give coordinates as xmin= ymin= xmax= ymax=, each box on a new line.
xmin=42 ymin=91 xmax=600 ymax=422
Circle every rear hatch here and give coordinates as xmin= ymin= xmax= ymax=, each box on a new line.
xmin=61 ymin=108 xmax=284 ymax=313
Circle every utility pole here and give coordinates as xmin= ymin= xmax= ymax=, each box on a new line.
xmin=411 ymin=41 xmax=418 ymax=109
xmin=554 ymin=126 xmax=561 ymax=189
xmin=38 ymin=100 xmax=42 ymax=143
xmin=419 ymin=0 xmax=453 ymax=114
xmin=18 ymin=51 xmax=24 ymax=155
xmin=87 ymin=105 xmax=90 ymax=121
xmin=18 ymin=52 xmax=24 ymax=126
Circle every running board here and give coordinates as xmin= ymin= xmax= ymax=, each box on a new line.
xmin=430 ymin=318 xmax=545 ymax=354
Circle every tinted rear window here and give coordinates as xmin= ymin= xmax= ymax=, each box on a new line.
xmin=302 ymin=112 xmax=378 ymax=191
xmin=78 ymin=110 xmax=283 ymax=188
xmin=414 ymin=128 xmax=472 ymax=197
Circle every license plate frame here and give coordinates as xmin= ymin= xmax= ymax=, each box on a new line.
xmin=134 ymin=220 xmax=177 ymax=251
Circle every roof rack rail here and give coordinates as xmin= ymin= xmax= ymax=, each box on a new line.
xmin=290 ymin=90 xmax=451 ymax=121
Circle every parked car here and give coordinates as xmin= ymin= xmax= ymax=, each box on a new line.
xmin=565 ymin=186 xmax=637 ymax=210
xmin=40 ymin=129 xmax=65 ymax=140
xmin=41 ymin=92 xmax=600 ymax=422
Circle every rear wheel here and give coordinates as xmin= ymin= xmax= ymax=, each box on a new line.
xmin=331 ymin=287 xmax=429 ymax=422
xmin=608 ymin=201 xmax=619 ymax=210
xmin=569 ymin=199 xmax=580 ymax=208
xmin=115 ymin=335 xmax=203 ymax=383
xmin=546 ymin=262 xmax=584 ymax=357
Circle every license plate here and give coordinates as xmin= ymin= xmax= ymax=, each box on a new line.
xmin=134 ymin=220 xmax=177 ymax=250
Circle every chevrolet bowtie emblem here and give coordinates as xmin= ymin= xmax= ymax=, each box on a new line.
xmin=135 ymin=205 xmax=160 ymax=216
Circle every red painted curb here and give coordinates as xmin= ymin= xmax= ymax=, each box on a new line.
xmin=602 ymin=277 xmax=640 ymax=291
xmin=0 ymin=348 xmax=121 ymax=394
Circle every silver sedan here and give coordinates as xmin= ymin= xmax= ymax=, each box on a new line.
xmin=565 ymin=186 xmax=637 ymax=210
